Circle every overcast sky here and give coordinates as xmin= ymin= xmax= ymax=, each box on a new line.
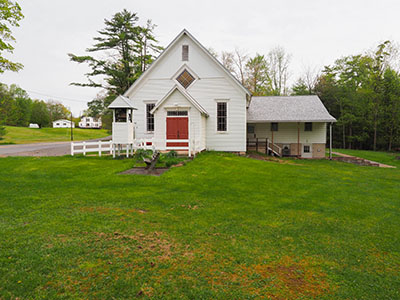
xmin=1 ymin=0 xmax=400 ymax=115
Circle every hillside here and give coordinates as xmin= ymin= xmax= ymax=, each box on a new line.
xmin=0 ymin=126 xmax=109 ymax=144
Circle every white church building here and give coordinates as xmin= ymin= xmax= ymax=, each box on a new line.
xmin=108 ymin=29 xmax=336 ymax=158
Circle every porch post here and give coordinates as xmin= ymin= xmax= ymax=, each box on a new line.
xmin=297 ymin=122 xmax=300 ymax=158
xmin=329 ymin=122 xmax=333 ymax=160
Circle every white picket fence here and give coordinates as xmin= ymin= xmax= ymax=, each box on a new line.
xmin=71 ymin=140 xmax=113 ymax=156
xmin=71 ymin=138 xmax=194 ymax=157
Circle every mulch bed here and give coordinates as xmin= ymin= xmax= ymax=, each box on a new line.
xmin=119 ymin=167 xmax=170 ymax=176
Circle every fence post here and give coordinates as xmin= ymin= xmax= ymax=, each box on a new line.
xmin=256 ymin=138 xmax=259 ymax=152
xmin=109 ymin=141 xmax=113 ymax=155
xmin=71 ymin=142 xmax=74 ymax=156
xmin=99 ymin=140 xmax=102 ymax=157
xmin=83 ymin=141 xmax=86 ymax=156
xmin=265 ymin=138 xmax=268 ymax=154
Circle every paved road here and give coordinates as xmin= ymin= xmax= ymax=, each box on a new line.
xmin=0 ymin=136 xmax=111 ymax=157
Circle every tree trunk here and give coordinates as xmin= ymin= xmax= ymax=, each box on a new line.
xmin=342 ymin=124 xmax=346 ymax=149
xmin=349 ymin=125 xmax=352 ymax=149
xmin=373 ymin=116 xmax=377 ymax=151
xmin=388 ymin=126 xmax=393 ymax=151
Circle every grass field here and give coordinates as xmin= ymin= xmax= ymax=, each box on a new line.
xmin=0 ymin=151 xmax=399 ymax=299
xmin=0 ymin=126 xmax=109 ymax=144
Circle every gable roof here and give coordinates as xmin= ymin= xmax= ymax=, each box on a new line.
xmin=123 ymin=29 xmax=251 ymax=98
xmin=247 ymin=95 xmax=337 ymax=122
xmin=108 ymin=95 xmax=137 ymax=109
xmin=151 ymin=84 xmax=209 ymax=116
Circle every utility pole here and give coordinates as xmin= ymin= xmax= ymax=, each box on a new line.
xmin=70 ymin=111 xmax=74 ymax=141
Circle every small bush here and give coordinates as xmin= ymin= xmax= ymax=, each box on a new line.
xmin=0 ymin=126 xmax=6 ymax=140
xmin=165 ymin=157 xmax=180 ymax=168
xmin=165 ymin=150 xmax=178 ymax=158
xmin=133 ymin=149 xmax=153 ymax=162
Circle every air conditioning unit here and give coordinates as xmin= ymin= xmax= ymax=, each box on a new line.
xmin=282 ymin=144 xmax=291 ymax=156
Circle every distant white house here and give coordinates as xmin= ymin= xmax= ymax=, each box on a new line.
xmin=53 ymin=119 xmax=75 ymax=128
xmin=29 ymin=123 xmax=39 ymax=128
xmin=79 ymin=117 xmax=102 ymax=129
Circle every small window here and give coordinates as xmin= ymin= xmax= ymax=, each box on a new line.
xmin=217 ymin=102 xmax=227 ymax=132
xmin=271 ymin=123 xmax=278 ymax=132
xmin=182 ymin=45 xmax=189 ymax=61
xmin=167 ymin=111 xmax=188 ymax=116
xmin=247 ymin=125 xmax=255 ymax=134
xmin=146 ymin=103 xmax=155 ymax=132
xmin=304 ymin=145 xmax=310 ymax=153
xmin=305 ymin=122 xmax=313 ymax=131
xmin=56 ymin=123 xmax=60 ymax=126
xmin=176 ymin=69 xmax=195 ymax=89
xmin=115 ymin=109 xmax=127 ymax=122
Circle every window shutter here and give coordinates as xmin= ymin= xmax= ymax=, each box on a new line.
xmin=182 ymin=45 xmax=189 ymax=61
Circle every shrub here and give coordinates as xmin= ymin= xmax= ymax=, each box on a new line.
xmin=0 ymin=126 xmax=6 ymax=140
xmin=133 ymin=149 xmax=153 ymax=162
xmin=165 ymin=150 xmax=178 ymax=158
xmin=165 ymin=157 xmax=180 ymax=168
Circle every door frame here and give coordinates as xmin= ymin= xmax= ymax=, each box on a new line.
xmin=166 ymin=110 xmax=190 ymax=148
xmin=302 ymin=143 xmax=313 ymax=158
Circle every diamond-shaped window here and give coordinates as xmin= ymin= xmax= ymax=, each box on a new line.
xmin=176 ymin=69 xmax=195 ymax=89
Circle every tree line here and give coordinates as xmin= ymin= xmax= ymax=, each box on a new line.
xmin=0 ymin=83 xmax=71 ymax=128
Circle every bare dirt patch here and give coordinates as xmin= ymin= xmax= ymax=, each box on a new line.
xmin=119 ymin=167 xmax=170 ymax=176
xmin=247 ymin=152 xmax=303 ymax=165
xmin=80 ymin=206 xmax=148 ymax=215
xmin=208 ymin=256 xmax=333 ymax=299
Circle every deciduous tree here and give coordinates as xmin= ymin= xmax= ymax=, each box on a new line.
xmin=0 ymin=0 xmax=23 ymax=73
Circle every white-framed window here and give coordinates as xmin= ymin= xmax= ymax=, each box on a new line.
xmin=167 ymin=111 xmax=188 ymax=116
xmin=182 ymin=45 xmax=189 ymax=61
xmin=146 ymin=103 xmax=155 ymax=132
xmin=271 ymin=122 xmax=278 ymax=132
xmin=217 ymin=102 xmax=227 ymax=132
xmin=176 ymin=69 xmax=195 ymax=89
xmin=247 ymin=124 xmax=255 ymax=134
xmin=304 ymin=145 xmax=311 ymax=153
xmin=305 ymin=122 xmax=313 ymax=131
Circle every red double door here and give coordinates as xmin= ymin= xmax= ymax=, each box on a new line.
xmin=166 ymin=117 xmax=188 ymax=147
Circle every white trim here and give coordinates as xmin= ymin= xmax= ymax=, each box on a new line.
xmin=143 ymin=100 xmax=157 ymax=104
xmin=151 ymin=85 xmax=209 ymax=116
xmin=164 ymin=106 xmax=191 ymax=111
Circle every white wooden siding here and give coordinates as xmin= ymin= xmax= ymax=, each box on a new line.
xmin=250 ymin=122 xmax=327 ymax=144
xmin=125 ymin=34 xmax=247 ymax=152
xmin=112 ymin=122 xmax=134 ymax=144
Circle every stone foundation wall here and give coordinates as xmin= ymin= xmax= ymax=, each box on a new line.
xmin=312 ymin=143 xmax=326 ymax=158
xmin=290 ymin=143 xmax=301 ymax=156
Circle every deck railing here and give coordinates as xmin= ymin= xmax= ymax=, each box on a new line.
xmin=246 ymin=138 xmax=282 ymax=157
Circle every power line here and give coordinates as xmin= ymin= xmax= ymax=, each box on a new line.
xmin=25 ymin=89 xmax=92 ymax=103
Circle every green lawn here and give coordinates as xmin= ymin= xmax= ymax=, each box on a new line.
xmin=0 ymin=152 xmax=399 ymax=299
xmin=0 ymin=126 xmax=109 ymax=144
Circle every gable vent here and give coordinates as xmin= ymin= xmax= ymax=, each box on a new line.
xmin=182 ymin=45 xmax=189 ymax=61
